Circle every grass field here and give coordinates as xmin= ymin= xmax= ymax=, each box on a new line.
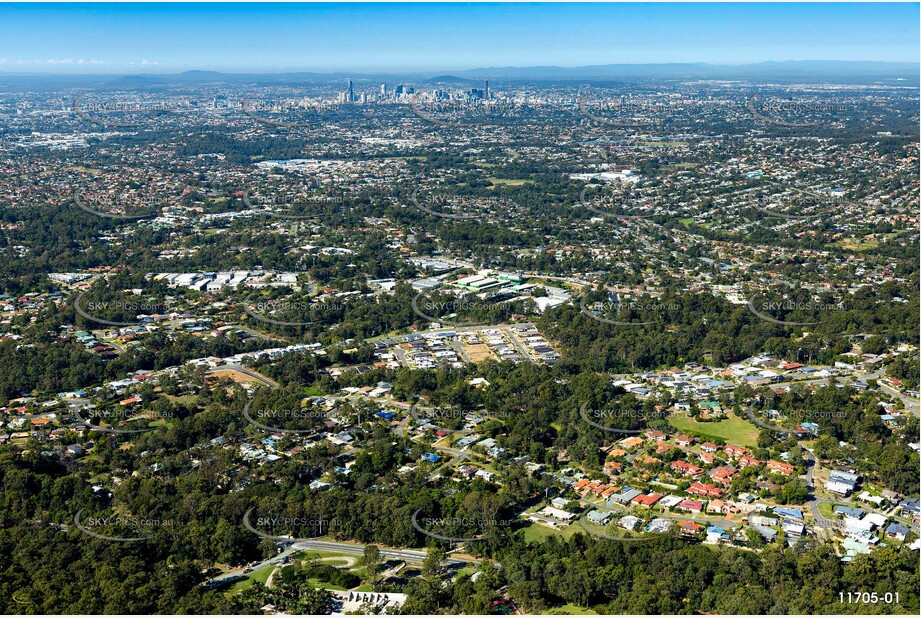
xmin=833 ymin=239 xmax=880 ymax=251
xmin=277 ymin=558 xmax=363 ymax=592
xmin=455 ymin=565 xmax=479 ymax=578
xmin=225 ymin=563 xmax=275 ymax=595
xmin=817 ymin=502 xmax=837 ymax=520
xmin=549 ymin=604 xmax=599 ymax=615
xmin=307 ymin=578 xmax=348 ymax=591
xmin=832 ymin=232 xmax=901 ymax=252
xmin=521 ymin=522 xmax=580 ymax=543
xmin=313 ymin=558 xmax=351 ymax=567
xmin=486 ymin=177 xmax=529 ymax=186
xmin=292 ymin=550 xmax=360 ymax=562
xmin=164 ymin=394 xmax=198 ymax=405
xmin=667 ymin=413 xmax=760 ymax=447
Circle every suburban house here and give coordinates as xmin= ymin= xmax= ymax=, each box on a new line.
xmin=677 ymin=499 xmax=703 ymax=514
xmin=632 ymin=492 xmax=663 ymax=508
xmin=767 ymin=460 xmax=795 ymax=475
xmin=619 ymin=515 xmax=641 ymax=530
xmin=724 ymin=445 xmax=748 ymax=459
xmin=739 ymin=455 xmax=762 ymax=468
xmin=687 ymin=482 xmax=723 ymax=498
xmin=886 ymin=522 xmax=910 ymax=541
xmin=680 ymin=521 xmax=704 ymax=536
xmin=587 ymin=510 xmax=612 ymax=525
xmin=826 ymin=470 xmax=860 ymax=496
xmin=671 ymin=460 xmax=703 ymax=477
xmin=706 ymin=525 xmax=730 ymax=542
xmin=608 ymin=487 xmax=643 ymax=506
xmin=536 ymin=506 xmax=575 ymax=523
xmin=710 ymin=466 xmax=737 ymax=485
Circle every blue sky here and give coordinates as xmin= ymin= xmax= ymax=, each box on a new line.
xmin=0 ymin=2 xmax=918 ymax=73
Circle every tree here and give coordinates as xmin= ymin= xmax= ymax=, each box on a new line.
xmin=508 ymin=580 xmax=546 ymax=614
xmin=259 ymin=538 xmax=277 ymax=559
xmin=745 ymin=526 xmax=766 ymax=548
xmin=777 ymin=479 xmax=809 ymax=505
xmin=363 ymin=544 xmax=382 ymax=583
xmin=422 ymin=545 xmax=446 ymax=579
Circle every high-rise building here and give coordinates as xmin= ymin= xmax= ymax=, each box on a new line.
xmin=380 ymin=83 xmax=386 ymax=97
xmin=484 ymin=80 xmax=489 ymax=100
xmin=347 ymin=80 xmax=354 ymax=103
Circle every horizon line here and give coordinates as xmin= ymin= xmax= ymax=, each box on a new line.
xmin=1 ymin=58 xmax=919 ymax=78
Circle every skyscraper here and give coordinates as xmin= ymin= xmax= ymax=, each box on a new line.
xmin=347 ymin=80 xmax=354 ymax=103
xmin=485 ymin=80 xmax=489 ymax=100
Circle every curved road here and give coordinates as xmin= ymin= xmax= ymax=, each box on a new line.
xmin=800 ymin=448 xmax=836 ymax=528
xmin=207 ymin=364 xmax=279 ymax=388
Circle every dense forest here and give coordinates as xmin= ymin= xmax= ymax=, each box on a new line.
xmin=1 ymin=479 xmax=918 ymax=615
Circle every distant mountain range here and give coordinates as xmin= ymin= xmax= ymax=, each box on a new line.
xmin=1 ymin=60 xmax=917 ymax=90
xmin=455 ymin=60 xmax=919 ymax=81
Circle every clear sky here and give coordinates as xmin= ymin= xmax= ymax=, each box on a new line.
xmin=0 ymin=2 xmax=918 ymax=73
